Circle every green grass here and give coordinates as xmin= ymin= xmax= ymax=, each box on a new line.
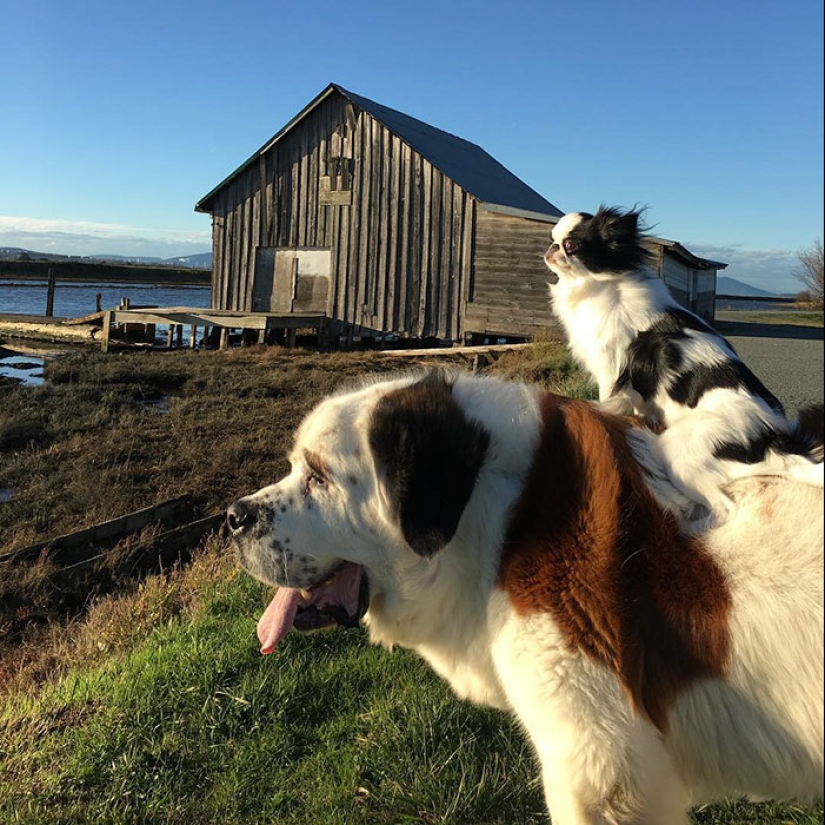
xmin=714 ymin=309 xmax=824 ymax=327
xmin=1 ymin=344 xmax=822 ymax=824
xmin=2 ymin=547 xmax=821 ymax=825
xmin=0 ymin=554 xmax=547 ymax=825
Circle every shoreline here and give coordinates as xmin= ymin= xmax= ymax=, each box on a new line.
xmin=0 ymin=259 xmax=211 ymax=286
xmin=0 ymin=271 xmax=210 ymax=287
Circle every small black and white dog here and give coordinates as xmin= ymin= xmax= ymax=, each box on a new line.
xmin=544 ymin=205 xmax=823 ymax=525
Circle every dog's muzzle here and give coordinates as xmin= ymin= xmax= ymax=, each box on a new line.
xmin=544 ymin=245 xmax=560 ymax=283
xmin=227 ymin=498 xmax=258 ymax=536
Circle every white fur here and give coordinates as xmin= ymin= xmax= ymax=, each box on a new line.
xmin=234 ymin=373 xmax=824 ymax=825
xmin=545 ymin=213 xmax=823 ymax=525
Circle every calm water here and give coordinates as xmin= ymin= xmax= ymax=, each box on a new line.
xmin=715 ymin=298 xmax=801 ymax=311
xmin=0 ymin=279 xmax=211 ymax=319
xmin=0 ymin=353 xmax=45 ymax=385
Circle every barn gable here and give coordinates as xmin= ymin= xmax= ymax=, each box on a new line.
xmin=196 ymin=84 xmax=562 ymax=220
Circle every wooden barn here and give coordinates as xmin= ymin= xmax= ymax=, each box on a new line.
xmin=195 ymin=83 xmax=724 ymax=344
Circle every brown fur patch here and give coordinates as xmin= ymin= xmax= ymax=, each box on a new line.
xmin=304 ymin=449 xmax=331 ymax=481
xmin=498 ymin=394 xmax=731 ymax=730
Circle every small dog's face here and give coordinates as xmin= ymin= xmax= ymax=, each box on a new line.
xmin=544 ymin=207 xmax=649 ymax=284
xmin=544 ymin=212 xmax=590 ymax=283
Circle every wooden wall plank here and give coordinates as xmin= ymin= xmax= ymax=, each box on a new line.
xmin=438 ymin=176 xmax=453 ymax=339
xmin=387 ymin=133 xmax=401 ymax=330
xmin=398 ymin=141 xmax=412 ymax=333
xmin=450 ymin=184 xmax=463 ymax=339
xmin=355 ymin=113 xmax=373 ymax=332
xmin=241 ymin=171 xmax=252 ymax=310
xmin=427 ymin=167 xmax=441 ymax=337
xmin=416 ymin=159 xmax=431 ymax=336
xmin=470 ymin=209 xmax=557 ymax=334
xmin=460 ymin=196 xmax=475 ymax=338
xmin=375 ymin=120 xmax=390 ymax=329
xmin=368 ymin=117 xmax=381 ymax=321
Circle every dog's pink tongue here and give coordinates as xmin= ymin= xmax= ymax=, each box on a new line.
xmin=257 ymin=587 xmax=301 ymax=655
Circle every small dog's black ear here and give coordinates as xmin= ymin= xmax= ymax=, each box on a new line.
xmin=596 ymin=204 xmax=640 ymax=240
xmin=617 ymin=209 xmax=641 ymax=233
xmin=369 ymin=371 xmax=489 ymax=556
xmin=591 ymin=205 xmax=652 ymax=272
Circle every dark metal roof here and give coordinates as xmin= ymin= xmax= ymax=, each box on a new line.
xmin=654 ymin=237 xmax=728 ymax=270
xmin=196 ymin=83 xmax=563 ymax=217
xmin=335 ymin=85 xmax=562 ymax=217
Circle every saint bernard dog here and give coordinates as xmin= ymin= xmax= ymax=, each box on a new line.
xmin=227 ymin=370 xmax=824 ymax=825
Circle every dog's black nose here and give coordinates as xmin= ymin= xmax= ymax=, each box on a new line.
xmin=227 ymin=499 xmax=257 ymax=534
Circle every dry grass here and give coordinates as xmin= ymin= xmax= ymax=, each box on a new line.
xmin=0 ymin=535 xmax=233 ymax=696
xmin=0 ymin=342 xmax=570 ymax=693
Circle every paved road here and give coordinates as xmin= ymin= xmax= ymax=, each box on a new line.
xmin=714 ymin=318 xmax=824 ymax=413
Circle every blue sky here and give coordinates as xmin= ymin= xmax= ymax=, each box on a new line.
xmin=1 ymin=0 xmax=822 ymax=293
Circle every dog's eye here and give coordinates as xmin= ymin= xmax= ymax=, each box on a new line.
xmin=563 ymin=239 xmax=578 ymax=255
xmin=305 ymin=471 xmax=326 ymax=493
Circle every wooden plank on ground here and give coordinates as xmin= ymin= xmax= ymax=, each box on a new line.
xmin=377 ymin=342 xmax=532 ymax=358
xmin=0 ymin=495 xmax=195 ymax=565
xmin=64 ymin=310 xmax=107 ymax=325
xmin=56 ymin=513 xmax=226 ymax=577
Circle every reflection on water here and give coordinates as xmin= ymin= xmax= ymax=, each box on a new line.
xmin=0 ymin=353 xmax=46 ymax=385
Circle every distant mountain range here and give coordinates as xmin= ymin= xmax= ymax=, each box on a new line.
xmin=0 ymin=247 xmax=213 ymax=269
xmin=716 ymin=276 xmax=779 ymax=297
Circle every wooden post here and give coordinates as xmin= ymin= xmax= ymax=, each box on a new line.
xmin=175 ymin=325 xmax=183 ymax=347
xmin=219 ymin=327 xmax=229 ymax=350
xmin=286 ymin=328 xmax=297 ymax=348
xmin=45 ymin=268 xmax=56 ymax=316
xmin=189 ymin=324 xmax=198 ymax=349
xmin=101 ymin=310 xmax=112 ymax=353
xmin=166 ymin=325 xmax=175 ymax=348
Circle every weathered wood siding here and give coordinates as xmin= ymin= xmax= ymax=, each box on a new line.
xmin=465 ymin=209 xmax=561 ymax=338
xmin=662 ymin=254 xmax=717 ymax=320
xmin=209 ymin=91 xmax=474 ymax=340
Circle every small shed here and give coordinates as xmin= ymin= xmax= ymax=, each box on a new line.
xmin=650 ymin=240 xmax=726 ymax=320
xmin=196 ymin=83 xmax=725 ymax=343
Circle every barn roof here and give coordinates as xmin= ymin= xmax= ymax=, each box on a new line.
xmin=337 ymin=86 xmax=562 ymax=217
xmin=195 ymin=83 xmax=563 ymax=217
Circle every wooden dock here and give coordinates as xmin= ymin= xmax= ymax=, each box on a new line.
xmin=99 ymin=306 xmax=328 ymax=352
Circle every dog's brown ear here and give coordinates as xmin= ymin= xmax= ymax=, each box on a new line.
xmin=368 ymin=371 xmax=489 ymax=556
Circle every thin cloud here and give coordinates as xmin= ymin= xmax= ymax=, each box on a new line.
xmin=688 ymin=242 xmax=803 ymax=295
xmin=0 ymin=215 xmax=211 ymax=259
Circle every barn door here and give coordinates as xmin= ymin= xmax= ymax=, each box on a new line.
xmin=253 ymin=247 xmax=331 ymax=313
xmin=291 ymin=250 xmax=331 ymax=312
xmin=272 ymin=252 xmax=297 ymax=313
xmin=252 ymin=248 xmax=276 ymax=311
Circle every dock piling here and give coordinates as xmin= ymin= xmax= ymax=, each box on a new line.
xmin=45 ymin=268 xmax=56 ymax=316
